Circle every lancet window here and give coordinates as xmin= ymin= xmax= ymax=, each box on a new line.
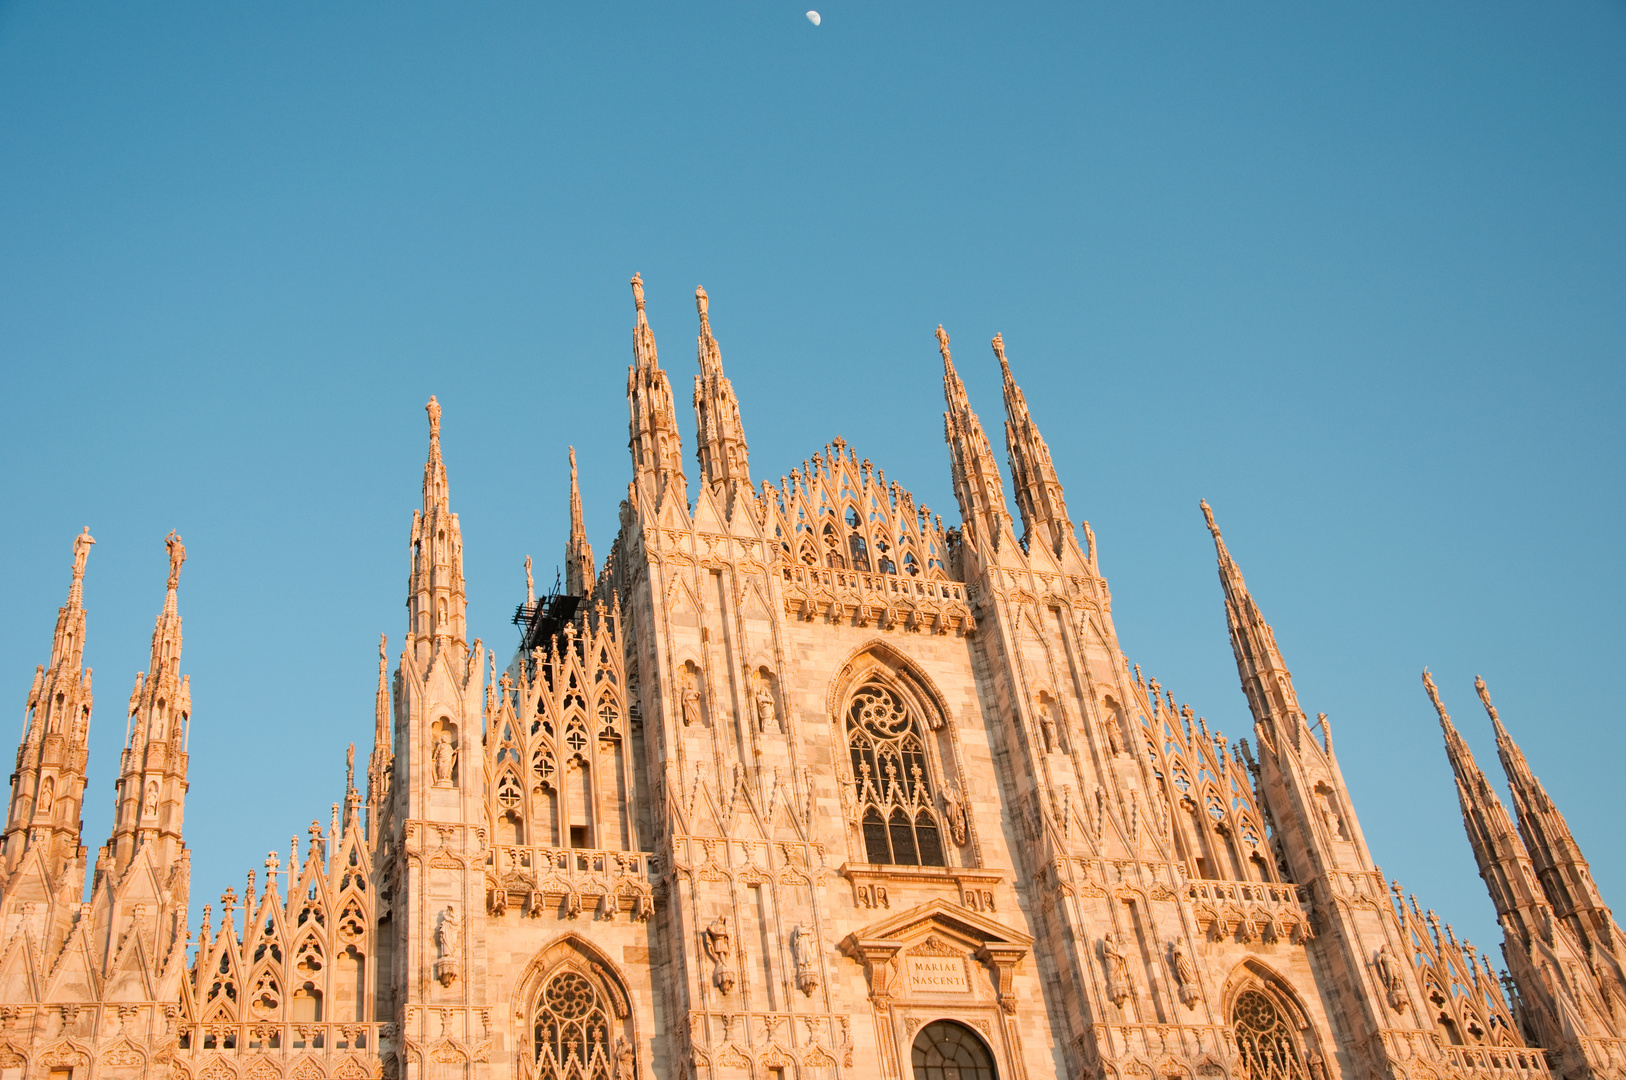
xmin=533 ymin=969 xmax=613 ymax=1080
xmin=847 ymin=682 xmax=945 ymax=867
xmin=1232 ymin=989 xmax=1310 ymax=1080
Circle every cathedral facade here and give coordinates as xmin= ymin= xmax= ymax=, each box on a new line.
xmin=0 ymin=276 xmax=1621 ymax=1080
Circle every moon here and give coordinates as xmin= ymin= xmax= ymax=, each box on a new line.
xmin=806 ymin=11 xmax=820 ymax=26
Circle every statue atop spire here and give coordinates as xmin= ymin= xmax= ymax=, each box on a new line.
xmin=70 ymin=527 xmax=94 ymax=596
xmin=1200 ymin=498 xmax=1219 ymax=537
xmin=427 ymin=394 xmax=442 ymax=441
xmin=1474 ymin=674 xmax=1499 ymax=723
xmin=525 ymin=555 xmax=535 ymax=605
xmin=631 ymin=271 xmax=646 ymax=314
xmin=1422 ymin=667 xmax=1448 ymax=723
xmin=695 ymin=283 xmax=709 ymax=326
xmin=165 ymin=530 xmax=186 ymax=592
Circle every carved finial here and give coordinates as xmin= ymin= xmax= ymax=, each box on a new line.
xmin=630 ymin=272 xmax=645 ymax=312
xmin=379 ymin=632 xmax=387 ymax=663
xmin=346 ymin=743 xmax=355 ymax=790
xmin=1199 ymin=499 xmax=1219 ymax=538
xmin=991 ymin=332 xmax=1009 ymax=373
xmin=163 ymin=531 xmax=186 ymax=591
xmin=426 ymin=395 xmax=441 ymax=441
xmin=1474 ymin=674 xmax=1499 ymax=722
xmin=936 ymin=324 xmax=952 ymax=363
xmin=1422 ymin=668 xmax=1449 ymax=722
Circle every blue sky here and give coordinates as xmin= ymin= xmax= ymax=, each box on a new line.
xmin=2 ymin=2 xmax=1622 ymax=959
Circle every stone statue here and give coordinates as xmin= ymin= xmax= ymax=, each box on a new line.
xmin=1475 ymin=674 xmax=1499 ymax=721
xmin=71 ymin=527 xmax=95 ymax=582
xmin=1422 ymin=667 xmax=1448 ymax=721
xmin=942 ymin=783 xmax=969 ymax=846
xmin=434 ymin=904 xmax=460 ymax=987
xmin=1375 ymin=945 xmax=1406 ymax=1011
xmin=615 ymin=1037 xmax=635 ymax=1080
xmin=1105 ymin=715 xmax=1124 ymax=756
xmin=432 ymin=731 xmax=456 ymax=785
xmin=1102 ymin=932 xmax=1131 ymax=1006
xmin=755 ymin=681 xmax=779 ymax=734
xmin=164 ymin=530 xmax=186 ymax=591
xmin=681 ymin=678 xmax=702 ymax=728
xmin=1316 ymin=790 xmax=1345 ymax=841
xmin=703 ymin=914 xmax=732 ymax=964
xmin=790 ymin=923 xmax=819 ymax=995
xmin=524 ymin=555 xmax=535 ymax=604
xmin=1307 ymin=1050 xmax=1329 ymax=1080
xmin=1039 ymin=703 xmax=1058 ymax=753
xmin=631 ymin=272 xmax=645 ymax=311
xmin=705 ymin=914 xmax=736 ymax=995
xmin=1171 ymin=940 xmax=1199 ymax=1007
xmin=143 ymin=782 xmax=157 ymax=817
xmin=437 ymin=905 xmax=460 ymax=957
xmin=36 ymin=779 xmax=53 ymax=817
xmin=426 ymin=395 xmax=441 ymax=439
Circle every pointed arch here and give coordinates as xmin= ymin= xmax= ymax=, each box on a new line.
xmin=514 ymin=934 xmax=637 ymax=1080
xmin=825 ymin=639 xmax=954 ymax=730
xmin=1222 ymin=960 xmax=1319 ymax=1080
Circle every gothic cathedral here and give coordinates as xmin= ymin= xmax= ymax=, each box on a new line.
xmin=1 ymin=276 xmax=1621 ymax=1080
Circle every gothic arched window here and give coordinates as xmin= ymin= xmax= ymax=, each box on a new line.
xmin=847 ymin=683 xmax=945 ymax=867
xmin=1233 ymin=988 xmax=1310 ymax=1080
xmin=912 ymin=1020 xmax=995 ymax=1080
xmin=534 ymin=969 xmax=612 ymax=1079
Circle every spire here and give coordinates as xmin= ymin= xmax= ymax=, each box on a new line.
xmin=1422 ymin=669 xmax=1550 ymax=944
xmin=996 ymin=333 xmax=1075 ymax=558
xmin=1478 ymin=675 xmax=1616 ymax=953
xmin=103 ymin=533 xmax=192 ymax=879
xmin=1422 ymin=671 xmax=1620 ymax=1068
xmin=407 ymin=396 xmax=468 ymax=658
xmin=366 ymin=633 xmax=393 ymax=835
xmin=1202 ymin=500 xmax=1304 ymax=735
xmin=692 ymin=285 xmax=752 ymax=503
xmin=939 ymin=325 xmax=1010 ymax=555
xmin=626 ymin=273 xmax=688 ymax=508
xmin=565 ymin=446 xmax=595 ymax=597
xmin=2 ymin=528 xmax=97 ymax=883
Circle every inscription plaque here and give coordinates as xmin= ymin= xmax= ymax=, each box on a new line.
xmin=907 ymin=955 xmax=970 ymax=994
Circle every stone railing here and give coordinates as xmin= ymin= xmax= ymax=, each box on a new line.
xmin=1093 ymin=1021 xmax=1232 ymax=1062
xmin=1187 ymin=880 xmax=1312 ymax=943
xmin=484 ymin=845 xmax=657 ymax=918
xmin=1442 ymin=1045 xmax=1553 ymax=1079
xmin=178 ymin=1020 xmax=387 ymax=1053
xmin=778 ymin=565 xmax=975 ymax=635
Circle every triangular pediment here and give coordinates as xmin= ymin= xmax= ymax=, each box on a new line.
xmin=843 ymin=897 xmax=1034 ymax=951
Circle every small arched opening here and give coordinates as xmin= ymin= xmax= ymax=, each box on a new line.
xmin=911 ymin=1019 xmax=996 ymax=1080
